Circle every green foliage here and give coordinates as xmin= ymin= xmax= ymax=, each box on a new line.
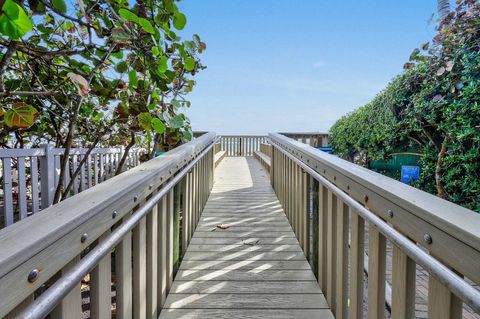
xmin=0 ymin=0 xmax=33 ymax=39
xmin=330 ymin=0 xmax=480 ymax=212
xmin=0 ymin=0 xmax=207 ymax=154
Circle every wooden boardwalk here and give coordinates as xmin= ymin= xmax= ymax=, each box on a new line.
xmin=160 ymin=157 xmax=333 ymax=319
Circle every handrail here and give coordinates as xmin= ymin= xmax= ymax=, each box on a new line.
xmin=269 ymin=133 xmax=480 ymax=282
xmin=269 ymin=132 xmax=480 ymax=318
xmin=0 ymin=132 xmax=216 ymax=317
xmin=273 ymin=138 xmax=480 ymax=312
xmin=17 ymin=139 xmax=217 ymax=319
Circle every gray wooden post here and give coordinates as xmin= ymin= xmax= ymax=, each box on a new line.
xmin=39 ymin=144 xmax=55 ymax=209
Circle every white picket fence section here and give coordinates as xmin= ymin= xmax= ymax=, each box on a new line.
xmin=0 ymin=145 xmax=144 ymax=228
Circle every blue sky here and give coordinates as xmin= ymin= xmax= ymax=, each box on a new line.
xmin=178 ymin=1 xmax=441 ymax=135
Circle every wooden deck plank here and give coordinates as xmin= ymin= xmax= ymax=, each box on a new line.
xmin=159 ymin=157 xmax=332 ymax=319
xmin=174 ymin=269 xmax=317 ymax=281
xmin=169 ymin=280 xmax=321 ymax=294
xmin=178 ymin=260 xmax=312 ymax=270
xmin=163 ymin=293 xmax=329 ymax=309
xmin=159 ymin=309 xmax=334 ymax=319
xmin=192 ymin=231 xmax=296 ymax=238
xmin=189 ymin=237 xmax=300 ymax=245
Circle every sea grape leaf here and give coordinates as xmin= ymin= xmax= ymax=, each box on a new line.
xmin=0 ymin=0 xmax=33 ymax=39
xmin=4 ymin=103 xmax=38 ymax=128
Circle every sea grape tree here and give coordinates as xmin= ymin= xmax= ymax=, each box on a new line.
xmin=0 ymin=0 xmax=205 ymax=201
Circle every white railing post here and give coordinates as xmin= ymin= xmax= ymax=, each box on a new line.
xmin=39 ymin=144 xmax=55 ymax=209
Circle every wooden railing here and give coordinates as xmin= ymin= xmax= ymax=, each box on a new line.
xmin=1 ymin=131 xmax=479 ymax=319
xmin=0 ymin=133 xmax=215 ymax=318
xmin=269 ymin=133 xmax=480 ymax=319
xmin=219 ymin=135 xmax=268 ymax=156
xmin=0 ymin=146 xmax=143 ymax=228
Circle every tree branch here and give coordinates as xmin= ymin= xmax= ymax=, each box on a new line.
xmin=115 ymin=131 xmax=136 ymax=175
xmin=0 ymin=41 xmax=18 ymax=92
xmin=0 ymin=90 xmax=60 ymax=97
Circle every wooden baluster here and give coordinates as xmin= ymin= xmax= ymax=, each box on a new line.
xmin=285 ymin=158 xmax=293 ymax=221
xmin=90 ymin=231 xmax=112 ymax=319
xmin=271 ymin=147 xmax=275 ymax=188
xmin=292 ymin=163 xmax=298 ymax=237
xmin=93 ymin=154 xmax=99 ymax=185
xmin=166 ymin=190 xmax=174 ymax=292
xmin=99 ymin=154 xmax=105 ymax=182
xmin=428 ymin=274 xmax=462 ymax=319
xmin=116 ymin=218 xmax=133 ymax=319
xmin=294 ymin=162 xmax=299 ymax=235
xmin=189 ymin=170 xmax=194 ymax=241
xmin=191 ymin=166 xmax=196 ymax=233
xmin=335 ymin=199 xmax=349 ymax=319
xmin=157 ymin=197 xmax=167 ymax=308
xmin=30 ymin=156 xmax=40 ymax=214
xmin=367 ymin=226 xmax=386 ymax=319
xmin=290 ymin=159 xmax=294 ymax=225
xmin=51 ymin=256 xmax=82 ymax=319
xmin=181 ymin=175 xmax=190 ymax=253
xmin=146 ymin=205 xmax=158 ymax=319
xmin=17 ymin=157 xmax=27 ymax=219
xmin=349 ymin=210 xmax=364 ymax=319
xmin=286 ymin=158 xmax=290 ymax=222
xmin=133 ymin=216 xmax=147 ymax=319
xmin=391 ymin=244 xmax=416 ymax=319
xmin=318 ymin=185 xmax=329 ymax=291
xmin=2 ymin=158 xmax=13 ymax=226
xmin=300 ymin=170 xmax=309 ymax=255
xmin=87 ymin=155 xmax=92 ymax=188
xmin=326 ymin=190 xmax=337 ymax=311
xmin=283 ymin=153 xmax=286 ymax=208
xmin=195 ymin=162 xmax=200 ymax=224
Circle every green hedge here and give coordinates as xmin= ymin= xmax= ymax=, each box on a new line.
xmin=330 ymin=0 xmax=480 ymax=212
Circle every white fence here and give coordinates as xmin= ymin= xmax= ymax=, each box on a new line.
xmin=0 ymin=145 xmax=144 ymax=228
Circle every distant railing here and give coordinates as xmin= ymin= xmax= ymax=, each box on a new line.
xmin=0 ymin=132 xmax=215 ymax=318
xmin=269 ymin=132 xmax=480 ymax=318
xmin=280 ymin=131 xmax=329 ymax=147
xmin=0 ymin=146 xmax=143 ymax=228
xmin=260 ymin=143 xmax=272 ymax=158
xmin=219 ymin=135 xmax=268 ymax=156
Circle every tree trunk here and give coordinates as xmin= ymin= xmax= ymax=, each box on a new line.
xmin=115 ymin=131 xmax=136 ymax=176
xmin=435 ymin=137 xmax=448 ymax=199
xmin=437 ymin=0 xmax=450 ymax=23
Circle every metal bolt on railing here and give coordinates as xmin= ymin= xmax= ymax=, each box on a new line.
xmin=28 ymin=269 xmax=39 ymax=283
xmin=424 ymin=233 xmax=433 ymax=245
xmin=80 ymin=233 xmax=88 ymax=243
